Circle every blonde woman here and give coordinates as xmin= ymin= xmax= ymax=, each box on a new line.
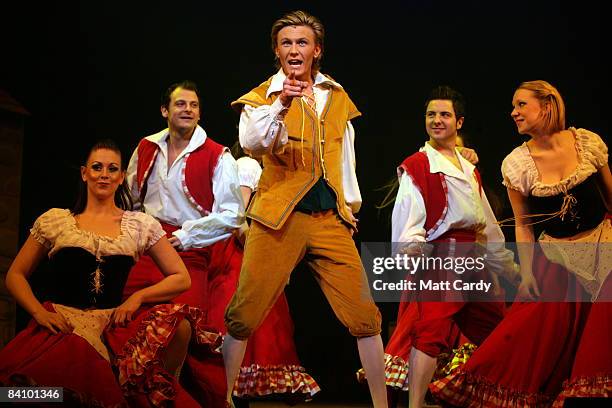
xmin=431 ymin=80 xmax=611 ymax=406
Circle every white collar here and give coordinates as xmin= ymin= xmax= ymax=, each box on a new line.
xmin=146 ymin=125 xmax=208 ymax=154
xmin=266 ymin=68 xmax=343 ymax=98
xmin=420 ymin=141 xmax=475 ymax=180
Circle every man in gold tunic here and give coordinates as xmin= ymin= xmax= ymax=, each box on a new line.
xmin=222 ymin=10 xmax=388 ymax=408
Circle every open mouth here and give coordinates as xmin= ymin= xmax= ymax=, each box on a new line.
xmin=288 ymin=59 xmax=303 ymax=68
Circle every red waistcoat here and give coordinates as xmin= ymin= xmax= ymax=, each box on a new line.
xmin=399 ymin=151 xmax=482 ymax=238
xmin=135 ymin=136 xmax=225 ymax=214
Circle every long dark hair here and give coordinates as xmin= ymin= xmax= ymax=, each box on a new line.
xmin=72 ymin=139 xmax=133 ymax=215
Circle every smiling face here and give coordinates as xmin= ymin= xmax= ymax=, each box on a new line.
xmin=275 ymin=25 xmax=321 ymax=82
xmin=511 ymin=88 xmax=546 ymax=135
xmin=425 ymin=99 xmax=464 ymax=143
xmin=80 ymin=148 xmax=125 ymax=201
xmin=161 ymin=87 xmax=200 ymax=134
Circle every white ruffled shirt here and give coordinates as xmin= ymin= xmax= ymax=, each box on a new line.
xmin=126 ymin=126 xmax=244 ymax=250
xmin=392 ymin=142 xmax=516 ymax=277
xmin=237 ymin=69 xmax=362 ymax=213
xmin=501 ymin=127 xmax=608 ymax=197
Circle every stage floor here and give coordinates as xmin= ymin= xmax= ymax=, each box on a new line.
xmin=250 ymin=403 xmax=441 ymax=407
xmin=251 ymin=404 xmax=371 ymax=407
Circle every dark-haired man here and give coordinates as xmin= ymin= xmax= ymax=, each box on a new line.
xmin=125 ymin=80 xmax=243 ymax=406
xmin=388 ymin=85 xmax=518 ymax=407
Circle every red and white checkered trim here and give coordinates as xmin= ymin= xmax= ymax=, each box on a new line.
xmin=116 ymin=303 xmax=221 ymax=407
xmin=553 ymin=374 xmax=611 ymax=407
xmin=139 ymin=149 xmax=159 ymax=193
xmin=357 ymin=345 xmax=474 ymax=392
xmin=430 ymin=367 xmax=554 ymax=408
xmin=426 ymin=173 xmax=449 ymax=239
xmin=180 ymin=152 xmax=206 ymax=215
xmin=233 ymin=364 xmax=320 ymax=399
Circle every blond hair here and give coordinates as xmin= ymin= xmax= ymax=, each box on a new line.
xmin=270 ymin=10 xmax=324 ymax=72
xmin=517 ymin=80 xmax=566 ymax=134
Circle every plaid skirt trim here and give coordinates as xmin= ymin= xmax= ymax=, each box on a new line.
xmin=357 ymin=344 xmax=476 ymax=392
xmin=115 ymin=303 xmax=222 ymax=407
xmin=553 ymin=374 xmax=612 ymax=407
xmin=233 ymin=364 xmax=320 ymax=398
xmin=435 ymin=343 xmax=477 ymax=378
xmin=384 ymin=353 xmax=410 ymax=391
xmin=429 ymin=368 xmax=553 ymax=408
xmin=356 ymin=353 xmax=409 ymax=391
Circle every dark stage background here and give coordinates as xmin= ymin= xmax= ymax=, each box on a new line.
xmin=2 ymin=0 xmax=609 ymax=403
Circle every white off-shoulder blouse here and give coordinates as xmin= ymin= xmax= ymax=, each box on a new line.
xmin=27 ymin=208 xmax=165 ymax=361
xmin=501 ymin=127 xmax=608 ymax=197
xmin=31 ymin=208 xmax=165 ymax=261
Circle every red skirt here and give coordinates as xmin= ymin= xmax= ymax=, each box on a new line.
xmin=430 ymin=244 xmax=594 ymax=407
xmin=0 ymin=302 xmax=220 ymax=407
xmin=0 ymin=302 xmax=126 ymax=407
xmin=110 ymin=303 xmax=221 ymax=407
xmin=124 ymin=225 xmax=319 ymax=401
xmin=122 ymin=223 xmax=213 ymax=311
xmin=553 ymin=275 xmax=612 ymax=405
xmin=122 ymin=226 xmax=227 ymax=406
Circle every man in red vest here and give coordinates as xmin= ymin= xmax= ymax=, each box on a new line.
xmin=389 ymin=86 xmax=518 ymax=407
xmin=125 ymin=80 xmax=244 ymax=406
